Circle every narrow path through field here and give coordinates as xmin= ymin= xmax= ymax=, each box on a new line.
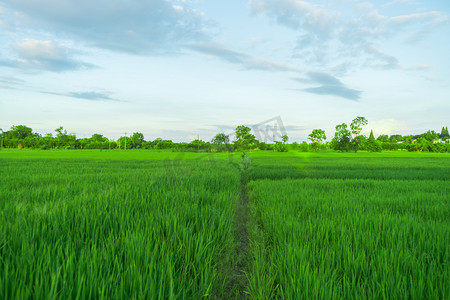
xmin=231 ymin=176 xmax=251 ymax=298
xmin=217 ymin=169 xmax=251 ymax=299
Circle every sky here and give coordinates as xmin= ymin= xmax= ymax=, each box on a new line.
xmin=1 ymin=0 xmax=449 ymax=142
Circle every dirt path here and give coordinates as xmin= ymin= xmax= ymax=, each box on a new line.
xmin=216 ymin=171 xmax=251 ymax=299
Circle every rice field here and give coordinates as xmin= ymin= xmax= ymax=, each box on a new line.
xmin=0 ymin=151 xmax=241 ymax=299
xmin=247 ymin=152 xmax=450 ymax=299
xmin=0 ymin=150 xmax=449 ymax=299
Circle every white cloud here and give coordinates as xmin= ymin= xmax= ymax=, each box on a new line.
xmin=187 ymin=43 xmax=303 ymax=72
xmin=383 ymin=0 xmax=419 ymax=7
xmin=250 ymin=0 xmax=337 ymax=37
xmin=408 ymin=64 xmax=433 ymax=71
xmin=390 ymin=11 xmax=449 ymax=25
xmin=1 ymin=38 xmax=95 ymax=72
xmin=14 ymin=39 xmax=63 ymax=60
xmin=249 ymin=0 xmax=449 ymax=72
xmin=365 ymin=119 xmax=409 ymax=136
xmin=2 ymin=0 xmax=208 ymax=55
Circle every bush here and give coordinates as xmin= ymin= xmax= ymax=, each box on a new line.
xmin=274 ymin=142 xmax=288 ymax=152
xmin=299 ymin=142 xmax=309 ymax=152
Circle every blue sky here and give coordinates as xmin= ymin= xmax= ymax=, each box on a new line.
xmin=1 ymin=0 xmax=449 ymax=142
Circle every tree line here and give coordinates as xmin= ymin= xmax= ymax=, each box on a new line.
xmin=1 ymin=119 xmax=449 ymax=153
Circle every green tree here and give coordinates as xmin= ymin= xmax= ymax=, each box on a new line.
xmin=389 ymin=134 xmax=403 ymax=143
xmin=350 ymin=116 xmax=368 ymax=152
xmin=90 ymin=133 xmax=108 ymax=143
xmin=366 ymin=130 xmax=382 ymax=152
xmin=440 ymin=126 xmax=449 ymax=139
xmin=212 ymin=133 xmax=230 ymax=152
xmin=274 ymin=134 xmax=289 ymax=152
xmin=9 ymin=125 xmax=33 ymax=139
xmin=422 ymin=130 xmax=439 ymax=141
xmin=408 ymin=137 xmax=433 ymax=152
xmin=131 ymin=132 xmax=145 ymax=148
xmin=298 ymin=141 xmax=309 ymax=152
xmin=332 ymin=123 xmax=352 ymax=152
xmin=234 ymin=125 xmax=256 ymax=150
xmin=0 ymin=128 xmax=4 ymax=149
xmin=54 ymin=126 xmax=76 ymax=148
xmin=377 ymin=134 xmax=389 ymax=142
xmin=117 ymin=136 xmax=132 ymax=150
xmin=308 ymin=129 xmax=326 ymax=152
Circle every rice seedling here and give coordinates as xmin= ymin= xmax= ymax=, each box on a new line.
xmin=0 ymin=152 xmax=241 ymax=299
xmin=247 ymin=153 xmax=450 ymax=299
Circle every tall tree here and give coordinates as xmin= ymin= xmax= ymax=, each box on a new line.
xmin=332 ymin=123 xmax=352 ymax=152
xmin=54 ymin=126 xmax=76 ymax=148
xmin=131 ymin=132 xmax=145 ymax=148
xmin=308 ymin=129 xmax=326 ymax=152
xmin=350 ymin=117 xmax=368 ymax=152
xmin=440 ymin=126 xmax=449 ymax=139
xmin=366 ymin=130 xmax=382 ymax=152
xmin=9 ymin=125 xmax=33 ymax=139
xmin=212 ymin=133 xmax=230 ymax=152
xmin=234 ymin=125 xmax=256 ymax=150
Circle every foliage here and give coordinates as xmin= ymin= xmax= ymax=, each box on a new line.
xmin=234 ymin=125 xmax=256 ymax=150
xmin=212 ymin=133 xmax=231 ymax=152
xmin=274 ymin=134 xmax=289 ymax=152
xmin=350 ymin=116 xmax=368 ymax=137
xmin=1 ymin=124 xmax=449 ymax=153
xmin=131 ymin=132 xmax=145 ymax=148
xmin=308 ymin=129 xmax=326 ymax=152
xmin=366 ymin=130 xmax=382 ymax=152
xmin=377 ymin=134 xmax=389 ymax=142
xmin=274 ymin=141 xmax=288 ymax=152
xmin=332 ymin=123 xmax=352 ymax=152
xmin=350 ymin=117 xmax=368 ymax=152
xmin=298 ymin=141 xmax=309 ymax=152
xmin=440 ymin=126 xmax=449 ymax=139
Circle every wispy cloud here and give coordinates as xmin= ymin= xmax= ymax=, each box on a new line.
xmin=0 ymin=76 xmax=25 ymax=89
xmin=382 ymin=0 xmax=419 ymax=8
xmin=187 ymin=43 xmax=302 ymax=72
xmin=42 ymin=90 xmax=119 ymax=101
xmin=249 ymin=0 xmax=449 ymax=72
xmin=1 ymin=39 xmax=95 ymax=72
xmin=294 ymin=72 xmax=362 ymax=101
xmin=407 ymin=64 xmax=433 ymax=71
xmin=2 ymin=0 xmax=208 ymax=55
xmin=189 ymin=43 xmax=360 ymax=101
xmin=390 ymin=11 xmax=448 ymax=25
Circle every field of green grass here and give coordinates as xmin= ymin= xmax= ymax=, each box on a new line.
xmin=0 ymin=151 xmax=241 ymax=298
xmin=0 ymin=150 xmax=449 ymax=299
xmin=247 ymin=151 xmax=450 ymax=299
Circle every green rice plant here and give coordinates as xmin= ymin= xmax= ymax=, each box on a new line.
xmin=247 ymin=177 xmax=450 ymax=299
xmin=0 ymin=153 xmax=241 ymax=299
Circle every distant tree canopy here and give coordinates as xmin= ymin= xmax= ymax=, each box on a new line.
xmin=366 ymin=130 xmax=382 ymax=152
xmin=211 ymin=133 xmax=231 ymax=152
xmin=440 ymin=126 xmax=449 ymax=139
xmin=0 ymin=122 xmax=448 ymax=153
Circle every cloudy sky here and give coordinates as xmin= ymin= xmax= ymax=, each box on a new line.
xmin=1 ymin=0 xmax=449 ymax=142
